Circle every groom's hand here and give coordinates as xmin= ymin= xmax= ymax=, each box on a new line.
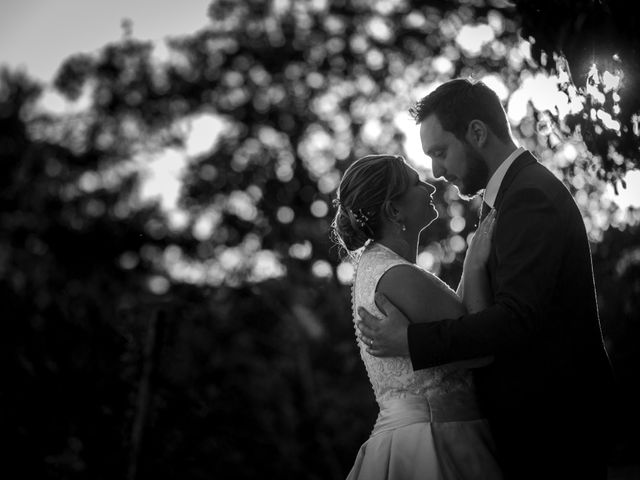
xmin=356 ymin=293 xmax=410 ymax=357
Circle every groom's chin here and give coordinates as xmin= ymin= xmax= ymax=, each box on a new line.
xmin=453 ymin=184 xmax=482 ymax=202
xmin=458 ymin=191 xmax=481 ymax=202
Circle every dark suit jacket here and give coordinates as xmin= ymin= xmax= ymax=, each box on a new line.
xmin=408 ymin=152 xmax=614 ymax=478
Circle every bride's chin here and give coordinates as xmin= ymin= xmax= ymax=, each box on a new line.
xmin=421 ymin=216 xmax=438 ymax=230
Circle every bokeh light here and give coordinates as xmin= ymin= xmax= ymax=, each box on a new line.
xmin=147 ymin=275 xmax=170 ymax=294
xmin=277 ymin=206 xmax=295 ymax=224
xmin=289 ymin=241 xmax=313 ymax=260
xmin=310 ymin=199 xmax=329 ymax=218
xmin=336 ymin=261 xmax=355 ymax=285
xmin=310 ymin=259 xmax=332 ymax=279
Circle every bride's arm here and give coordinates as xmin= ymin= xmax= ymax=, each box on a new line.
xmin=461 ymin=263 xmax=493 ymax=314
xmin=454 ymin=212 xmax=497 ymax=367
xmin=455 ymin=262 xmax=491 ymax=313
xmin=452 ymin=265 xmax=493 ymax=368
xmin=376 ymin=265 xmax=466 ymax=325
xmin=376 ymin=266 xmax=490 ymax=369
xmin=376 ymin=209 xmax=497 ymax=326
xmin=460 ymin=210 xmax=496 ymax=313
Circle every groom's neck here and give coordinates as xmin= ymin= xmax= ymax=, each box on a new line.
xmin=484 ymin=139 xmax=519 ymax=180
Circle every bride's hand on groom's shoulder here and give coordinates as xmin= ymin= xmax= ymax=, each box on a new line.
xmin=356 ymin=293 xmax=409 ymax=357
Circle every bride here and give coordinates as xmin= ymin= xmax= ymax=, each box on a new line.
xmin=331 ymin=154 xmax=502 ymax=479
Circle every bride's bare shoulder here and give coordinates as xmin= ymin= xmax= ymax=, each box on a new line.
xmin=376 ymin=264 xmax=465 ymax=324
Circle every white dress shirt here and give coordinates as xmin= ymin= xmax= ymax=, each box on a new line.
xmin=483 ymin=146 xmax=526 ymax=208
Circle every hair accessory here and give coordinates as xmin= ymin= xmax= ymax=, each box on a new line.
xmin=353 ymin=209 xmax=370 ymax=228
xmin=332 ymin=198 xmax=342 ymax=209
xmin=346 ymin=208 xmax=374 ymax=238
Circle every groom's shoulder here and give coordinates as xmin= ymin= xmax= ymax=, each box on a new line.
xmin=506 ymin=155 xmax=576 ymax=211
xmin=514 ymin=153 xmax=569 ymax=192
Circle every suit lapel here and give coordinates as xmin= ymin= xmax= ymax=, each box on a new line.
xmin=493 ymin=151 xmax=537 ymax=211
xmin=487 ymin=151 xmax=537 ymax=289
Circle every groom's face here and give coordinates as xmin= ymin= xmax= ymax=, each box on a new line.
xmin=419 ymin=114 xmax=489 ymax=200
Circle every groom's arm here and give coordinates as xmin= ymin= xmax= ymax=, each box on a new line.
xmin=408 ymin=187 xmax=566 ymax=369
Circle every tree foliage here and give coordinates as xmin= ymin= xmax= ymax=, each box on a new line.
xmin=513 ymin=0 xmax=640 ymax=188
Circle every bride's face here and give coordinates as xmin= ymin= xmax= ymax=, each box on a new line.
xmin=395 ymin=164 xmax=438 ymax=232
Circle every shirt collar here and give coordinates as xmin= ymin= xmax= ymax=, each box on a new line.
xmin=483 ymin=146 xmax=525 ymax=208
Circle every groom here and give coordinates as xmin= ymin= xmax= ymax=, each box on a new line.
xmin=357 ymin=79 xmax=614 ymax=479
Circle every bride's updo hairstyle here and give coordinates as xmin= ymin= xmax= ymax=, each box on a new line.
xmin=331 ymin=154 xmax=412 ymax=254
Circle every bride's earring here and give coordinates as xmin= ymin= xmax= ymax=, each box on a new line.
xmin=401 ymin=224 xmax=406 ymax=232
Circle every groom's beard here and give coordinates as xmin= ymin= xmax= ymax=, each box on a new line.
xmin=457 ymin=143 xmax=489 ymax=200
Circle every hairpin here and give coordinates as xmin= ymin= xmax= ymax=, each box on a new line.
xmin=353 ymin=209 xmax=369 ymax=227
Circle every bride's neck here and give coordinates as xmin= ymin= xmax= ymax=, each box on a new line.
xmin=376 ymin=234 xmax=418 ymax=263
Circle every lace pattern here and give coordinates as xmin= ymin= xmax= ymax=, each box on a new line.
xmin=352 ymin=243 xmax=473 ymax=406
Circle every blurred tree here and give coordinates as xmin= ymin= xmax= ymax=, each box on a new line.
xmin=512 ymin=0 xmax=640 ymax=189
xmin=0 ymin=66 xmax=178 ymax=478
xmin=2 ymin=0 xmax=638 ymax=478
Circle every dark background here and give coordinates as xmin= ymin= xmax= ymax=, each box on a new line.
xmin=2 ymin=0 xmax=639 ymax=478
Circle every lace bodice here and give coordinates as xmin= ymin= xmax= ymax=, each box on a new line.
xmin=352 ymin=242 xmax=474 ymax=406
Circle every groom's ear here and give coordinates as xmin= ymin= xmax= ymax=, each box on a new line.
xmin=466 ymin=119 xmax=488 ymax=148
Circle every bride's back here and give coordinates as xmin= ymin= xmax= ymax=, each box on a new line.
xmin=353 ymin=243 xmax=474 ymax=406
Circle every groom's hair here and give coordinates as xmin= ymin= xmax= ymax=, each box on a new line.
xmin=409 ymin=78 xmax=512 ymax=143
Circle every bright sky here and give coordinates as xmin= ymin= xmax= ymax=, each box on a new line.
xmin=0 ymin=0 xmax=211 ymax=83
xmin=0 ymin=0 xmax=220 ymax=214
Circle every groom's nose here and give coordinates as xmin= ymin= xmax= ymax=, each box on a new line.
xmin=432 ymin=162 xmax=445 ymax=180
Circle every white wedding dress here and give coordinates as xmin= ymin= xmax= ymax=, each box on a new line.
xmin=346 ymin=243 xmax=502 ymax=480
